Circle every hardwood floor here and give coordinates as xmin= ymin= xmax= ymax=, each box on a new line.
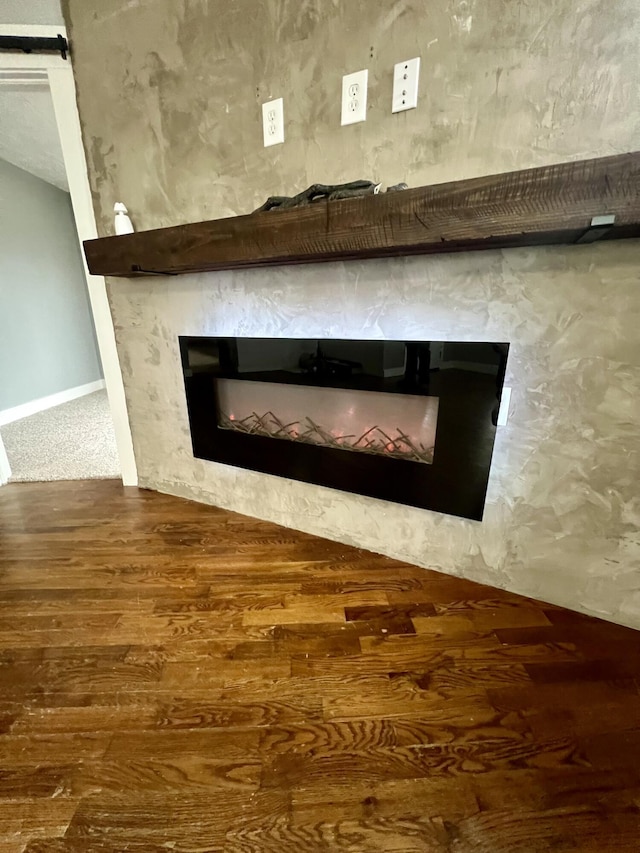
xmin=0 ymin=479 xmax=639 ymax=852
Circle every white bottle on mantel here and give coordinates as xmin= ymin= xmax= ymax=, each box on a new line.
xmin=114 ymin=202 xmax=134 ymax=235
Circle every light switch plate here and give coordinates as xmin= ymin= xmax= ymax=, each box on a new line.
xmin=341 ymin=69 xmax=368 ymax=125
xmin=392 ymin=57 xmax=420 ymax=113
xmin=262 ymin=97 xmax=284 ymax=147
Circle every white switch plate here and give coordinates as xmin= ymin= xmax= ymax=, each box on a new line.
xmin=497 ymin=387 xmax=511 ymax=426
xmin=262 ymin=97 xmax=284 ymax=147
xmin=341 ymin=69 xmax=368 ymax=125
xmin=392 ymin=57 xmax=420 ymax=113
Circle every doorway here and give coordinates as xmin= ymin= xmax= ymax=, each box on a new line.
xmin=0 ymin=22 xmax=137 ymax=486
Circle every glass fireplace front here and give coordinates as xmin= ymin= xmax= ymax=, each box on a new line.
xmin=215 ymin=378 xmax=439 ymax=465
xmin=180 ymin=337 xmax=509 ymax=520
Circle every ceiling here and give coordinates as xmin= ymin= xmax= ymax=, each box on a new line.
xmin=0 ymin=1 xmax=68 ymax=191
xmin=0 ymin=0 xmax=64 ymax=26
xmin=0 ymin=83 xmax=68 ymax=191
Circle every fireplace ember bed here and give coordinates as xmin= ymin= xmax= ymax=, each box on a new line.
xmin=180 ymin=337 xmax=509 ymax=521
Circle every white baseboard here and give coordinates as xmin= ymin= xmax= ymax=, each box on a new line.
xmin=0 ymin=379 xmax=106 ymax=426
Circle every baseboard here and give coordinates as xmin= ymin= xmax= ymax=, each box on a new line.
xmin=0 ymin=379 xmax=106 ymax=427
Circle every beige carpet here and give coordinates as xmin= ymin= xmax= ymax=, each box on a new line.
xmin=0 ymin=390 xmax=120 ymax=482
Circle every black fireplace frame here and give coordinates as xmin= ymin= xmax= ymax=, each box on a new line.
xmin=179 ymin=336 xmax=509 ymax=521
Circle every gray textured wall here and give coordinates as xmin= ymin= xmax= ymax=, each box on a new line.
xmin=0 ymin=158 xmax=102 ymax=411
xmin=64 ymin=0 xmax=640 ymax=234
xmin=64 ymin=0 xmax=640 ymax=627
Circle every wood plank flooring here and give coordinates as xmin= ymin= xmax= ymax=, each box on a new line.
xmin=0 ymin=479 xmax=639 ymax=852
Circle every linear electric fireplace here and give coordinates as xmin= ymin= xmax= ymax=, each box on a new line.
xmin=180 ymin=337 xmax=509 ymax=521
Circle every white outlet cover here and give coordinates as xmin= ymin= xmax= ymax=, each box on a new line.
xmin=341 ymin=69 xmax=368 ymax=126
xmin=392 ymin=57 xmax=420 ymax=113
xmin=262 ymin=97 xmax=284 ymax=147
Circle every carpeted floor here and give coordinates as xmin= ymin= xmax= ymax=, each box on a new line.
xmin=0 ymin=390 xmax=120 ymax=482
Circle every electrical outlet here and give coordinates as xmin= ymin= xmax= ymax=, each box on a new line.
xmin=262 ymin=97 xmax=284 ymax=147
xmin=341 ymin=69 xmax=368 ymax=125
xmin=392 ymin=57 xmax=420 ymax=113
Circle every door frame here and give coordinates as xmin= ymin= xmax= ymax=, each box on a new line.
xmin=0 ymin=24 xmax=137 ymax=485
xmin=0 ymin=438 xmax=10 ymax=486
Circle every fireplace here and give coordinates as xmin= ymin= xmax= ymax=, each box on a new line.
xmin=216 ymin=379 xmax=439 ymax=464
xmin=180 ymin=337 xmax=509 ymax=520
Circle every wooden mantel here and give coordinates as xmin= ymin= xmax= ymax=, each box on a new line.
xmin=84 ymin=152 xmax=640 ymax=278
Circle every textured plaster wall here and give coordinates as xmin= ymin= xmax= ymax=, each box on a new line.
xmin=64 ymin=0 xmax=640 ymax=626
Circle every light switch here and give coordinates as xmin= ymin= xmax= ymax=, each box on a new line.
xmin=392 ymin=57 xmax=420 ymax=113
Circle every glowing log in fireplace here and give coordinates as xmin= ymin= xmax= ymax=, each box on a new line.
xmin=215 ymin=378 xmax=438 ymax=465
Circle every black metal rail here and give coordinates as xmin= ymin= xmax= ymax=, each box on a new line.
xmin=0 ymin=34 xmax=68 ymax=60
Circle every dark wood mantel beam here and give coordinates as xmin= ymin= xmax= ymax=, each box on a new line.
xmin=84 ymin=152 xmax=640 ymax=278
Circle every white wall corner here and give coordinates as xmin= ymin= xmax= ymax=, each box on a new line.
xmin=0 ymin=435 xmax=11 ymax=485
xmin=47 ymin=65 xmax=138 ymax=486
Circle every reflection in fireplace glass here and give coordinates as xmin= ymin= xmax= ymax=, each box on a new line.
xmin=215 ymin=378 xmax=439 ymax=464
